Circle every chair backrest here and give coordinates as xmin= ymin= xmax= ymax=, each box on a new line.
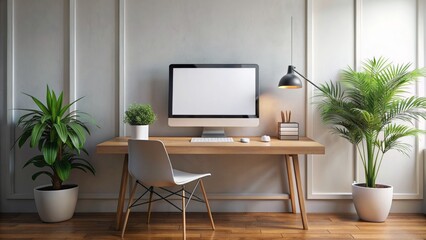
xmin=128 ymin=140 xmax=175 ymax=187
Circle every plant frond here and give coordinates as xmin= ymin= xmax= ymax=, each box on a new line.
xmin=315 ymin=57 xmax=426 ymax=188
xmin=385 ymin=97 xmax=426 ymax=124
xmin=381 ymin=124 xmax=423 ymax=154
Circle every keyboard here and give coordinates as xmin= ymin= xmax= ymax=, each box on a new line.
xmin=191 ymin=137 xmax=234 ymax=143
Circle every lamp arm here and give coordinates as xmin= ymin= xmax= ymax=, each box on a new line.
xmin=292 ymin=68 xmax=322 ymax=91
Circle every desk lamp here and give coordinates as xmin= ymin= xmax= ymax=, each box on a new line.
xmin=278 ymin=16 xmax=323 ymax=91
xmin=278 ymin=65 xmax=322 ymax=90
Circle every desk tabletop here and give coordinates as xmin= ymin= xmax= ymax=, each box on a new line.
xmin=96 ymin=136 xmax=325 ymax=155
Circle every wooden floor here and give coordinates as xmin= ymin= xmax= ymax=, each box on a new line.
xmin=0 ymin=212 xmax=425 ymax=239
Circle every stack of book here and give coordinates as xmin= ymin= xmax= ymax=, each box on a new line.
xmin=278 ymin=122 xmax=299 ymax=140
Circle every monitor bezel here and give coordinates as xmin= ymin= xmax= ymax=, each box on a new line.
xmin=168 ymin=64 xmax=259 ymax=119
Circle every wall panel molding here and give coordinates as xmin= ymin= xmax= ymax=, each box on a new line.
xmin=119 ymin=0 xmax=125 ymax=137
xmin=354 ymin=0 xmax=423 ymax=200
xmin=415 ymin=0 xmax=425 ymax=200
xmin=6 ymin=0 xmax=75 ymax=199
xmin=6 ymin=0 xmax=16 ymax=199
xmin=354 ymin=0 xmax=362 ymax=71
xmin=6 ymin=0 xmax=122 ymax=200
xmin=307 ymin=0 xmax=424 ymax=200
xmin=306 ymin=0 xmax=356 ymax=200
xmin=69 ymin=0 xmax=76 ymax=110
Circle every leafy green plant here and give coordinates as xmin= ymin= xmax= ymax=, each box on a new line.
xmin=124 ymin=104 xmax=156 ymax=125
xmin=316 ymin=57 xmax=426 ymax=188
xmin=15 ymin=86 xmax=96 ymax=190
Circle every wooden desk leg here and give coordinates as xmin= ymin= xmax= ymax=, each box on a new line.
xmin=291 ymin=154 xmax=309 ymax=230
xmin=284 ymin=155 xmax=296 ymax=214
xmin=115 ymin=154 xmax=129 ymax=230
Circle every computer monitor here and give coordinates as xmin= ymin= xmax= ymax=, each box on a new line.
xmin=168 ymin=64 xmax=259 ymax=137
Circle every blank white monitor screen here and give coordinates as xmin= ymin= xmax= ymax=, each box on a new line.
xmin=172 ymin=68 xmax=256 ymax=115
xmin=168 ymin=64 xmax=259 ymax=130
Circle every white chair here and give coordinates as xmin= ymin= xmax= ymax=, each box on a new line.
xmin=121 ymin=139 xmax=215 ymax=239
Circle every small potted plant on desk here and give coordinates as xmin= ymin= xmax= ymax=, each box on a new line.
xmin=15 ymin=86 xmax=96 ymax=222
xmin=124 ymin=103 xmax=156 ymax=139
xmin=316 ymin=57 xmax=426 ymax=222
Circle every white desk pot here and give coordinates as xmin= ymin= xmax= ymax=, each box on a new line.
xmin=130 ymin=125 xmax=149 ymax=140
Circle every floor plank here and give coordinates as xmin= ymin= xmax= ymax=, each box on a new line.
xmin=0 ymin=212 xmax=425 ymax=239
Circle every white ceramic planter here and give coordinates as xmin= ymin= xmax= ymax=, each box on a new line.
xmin=34 ymin=184 xmax=79 ymax=223
xmin=129 ymin=125 xmax=149 ymax=140
xmin=352 ymin=183 xmax=393 ymax=222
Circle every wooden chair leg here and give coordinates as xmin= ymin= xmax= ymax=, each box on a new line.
xmin=121 ymin=182 xmax=138 ymax=238
xmin=147 ymin=187 xmax=154 ymax=224
xmin=200 ymin=180 xmax=215 ymax=230
xmin=182 ymin=187 xmax=186 ymax=240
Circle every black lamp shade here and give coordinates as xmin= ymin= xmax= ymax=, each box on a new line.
xmin=278 ymin=66 xmax=302 ymax=89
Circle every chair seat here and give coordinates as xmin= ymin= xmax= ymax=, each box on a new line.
xmin=173 ymin=169 xmax=211 ymax=185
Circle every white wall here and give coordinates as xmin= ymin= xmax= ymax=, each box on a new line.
xmin=1 ymin=0 xmax=424 ymax=213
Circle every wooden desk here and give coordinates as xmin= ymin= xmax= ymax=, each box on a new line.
xmin=96 ymin=136 xmax=325 ymax=231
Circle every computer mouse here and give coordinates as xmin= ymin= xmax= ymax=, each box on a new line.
xmin=240 ymin=138 xmax=250 ymax=143
xmin=261 ymin=135 xmax=271 ymax=142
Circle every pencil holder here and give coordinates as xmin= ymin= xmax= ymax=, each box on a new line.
xmin=278 ymin=122 xmax=299 ymax=140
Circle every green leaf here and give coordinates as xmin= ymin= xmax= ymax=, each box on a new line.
xmin=18 ymin=129 xmax=32 ymax=148
xmin=71 ymin=163 xmax=95 ymax=175
xmin=75 ymin=111 xmax=98 ymax=129
xmin=65 ymin=139 xmax=74 ymax=149
xmin=23 ymin=93 xmax=49 ymax=115
xmin=17 ymin=111 xmax=39 ymax=126
xmin=74 ymin=120 xmax=91 ymax=135
xmin=37 ymin=138 xmax=46 ymax=151
xmin=50 ymin=89 xmax=58 ymax=121
xmin=68 ymin=131 xmax=81 ymax=151
xmin=81 ymin=148 xmax=89 ymax=155
xmin=68 ymin=122 xmax=86 ymax=149
xmin=40 ymin=115 xmax=51 ymax=124
xmin=71 ymin=159 xmax=95 ymax=175
xmin=59 ymin=97 xmax=84 ymax=117
xmin=57 ymin=92 xmax=64 ymax=117
xmin=30 ymin=123 xmax=46 ymax=148
xmin=32 ymin=171 xmax=53 ymax=181
xmin=23 ymin=155 xmax=45 ymax=168
xmin=42 ymin=141 xmax=58 ymax=165
xmin=73 ymin=166 xmax=88 ymax=173
xmin=54 ymin=160 xmax=71 ymax=182
xmin=46 ymin=85 xmax=52 ymax=111
xmin=54 ymin=123 xmax=68 ymax=143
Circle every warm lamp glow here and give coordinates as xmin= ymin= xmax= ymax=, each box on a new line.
xmin=278 ymin=85 xmax=301 ymax=89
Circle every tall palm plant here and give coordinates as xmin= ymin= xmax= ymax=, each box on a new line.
xmin=317 ymin=57 xmax=426 ymax=188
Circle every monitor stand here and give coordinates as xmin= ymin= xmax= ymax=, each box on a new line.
xmin=201 ymin=127 xmax=226 ymax=138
